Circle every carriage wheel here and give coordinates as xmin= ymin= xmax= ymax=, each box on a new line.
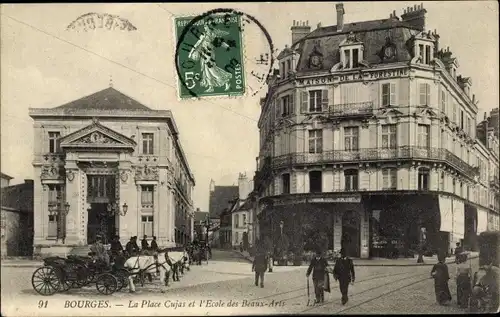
xmin=31 ymin=267 xmax=60 ymax=296
xmin=95 ymin=273 xmax=117 ymax=295
xmin=114 ymin=269 xmax=129 ymax=292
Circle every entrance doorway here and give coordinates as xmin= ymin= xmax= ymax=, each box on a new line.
xmin=87 ymin=203 xmax=116 ymax=244
xmin=342 ymin=211 xmax=361 ymax=258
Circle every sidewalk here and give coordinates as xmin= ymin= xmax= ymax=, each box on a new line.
xmin=233 ymin=250 xmax=479 ymax=267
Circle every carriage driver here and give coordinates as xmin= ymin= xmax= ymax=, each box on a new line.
xmin=91 ymin=235 xmax=110 ymax=267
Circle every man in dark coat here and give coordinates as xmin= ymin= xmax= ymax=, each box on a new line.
xmin=150 ymin=236 xmax=159 ymax=252
xmin=110 ymin=235 xmax=123 ymax=257
xmin=306 ymin=249 xmax=330 ymax=304
xmin=333 ymin=248 xmax=355 ymax=305
xmin=252 ymin=249 xmax=268 ymax=288
xmin=125 ymin=236 xmax=140 ymax=256
xmin=141 ymin=235 xmax=149 ymax=251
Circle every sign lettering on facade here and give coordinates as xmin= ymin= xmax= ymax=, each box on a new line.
xmin=273 ymin=195 xmax=361 ymax=206
xmin=296 ymin=68 xmax=409 ymax=86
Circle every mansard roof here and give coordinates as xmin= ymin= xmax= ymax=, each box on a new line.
xmin=54 ymin=87 xmax=152 ymax=111
xmin=293 ymin=18 xmax=418 ymax=74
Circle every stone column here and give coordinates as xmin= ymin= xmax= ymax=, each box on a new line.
xmin=64 ymin=160 xmax=81 ymax=245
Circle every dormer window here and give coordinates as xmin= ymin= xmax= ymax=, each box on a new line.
xmin=340 ymin=32 xmax=364 ymax=70
xmin=413 ymin=31 xmax=437 ymax=65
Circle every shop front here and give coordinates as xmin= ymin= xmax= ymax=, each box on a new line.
xmin=365 ymin=192 xmax=440 ymax=259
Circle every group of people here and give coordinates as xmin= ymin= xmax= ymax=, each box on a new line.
xmin=185 ymin=241 xmax=212 ymax=265
xmin=430 ymin=242 xmax=499 ymax=311
xmin=251 ymin=246 xmax=355 ymax=305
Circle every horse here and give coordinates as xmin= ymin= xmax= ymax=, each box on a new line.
xmin=167 ymin=250 xmax=189 ymax=281
xmin=470 ymin=264 xmax=500 ymax=312
xmin=123 ymin=251 xmax=173 ymax=293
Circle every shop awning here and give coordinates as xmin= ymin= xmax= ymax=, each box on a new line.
xmin=439 ymin=196 xmax=453 ymax=232
xmin=477 ymin=208 xmax=488 ymax=234
xmin=452 ymin=199 xmax=465 ymax=239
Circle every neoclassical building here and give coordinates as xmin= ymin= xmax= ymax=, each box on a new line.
xmin=254 ymin=3 xmax=499 ymax=258
xmin=30 ymin=86 xmax=195 ymax=256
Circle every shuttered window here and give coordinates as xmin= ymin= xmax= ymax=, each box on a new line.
xmin=382 ymin=168 xmax=397 ymax=190
xmin=419 ymin=83 xmax=430 ymax=106
xmin=48 ymin=214 xmax=58 ymax=238
xmin=141 ymin=185 xmax=154 ymax=207
xmin=381 ymin=83 xmax=396 ymax=106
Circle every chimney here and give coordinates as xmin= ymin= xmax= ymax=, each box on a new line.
xmin=291 ymin=20 xmax=311 ymax=45
xmin=401 ymin=3 xmax=427 ymax=31
xmin=336 ymin=3 xmax=345 ymax=32
xmin=238 ymin=172 xmax=250 ymax=200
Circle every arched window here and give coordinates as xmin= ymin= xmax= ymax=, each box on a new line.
xmin=418 ymin=168 xmax=430 ymax=190
xmin=344 ymin=169 xmax=359 ymax=191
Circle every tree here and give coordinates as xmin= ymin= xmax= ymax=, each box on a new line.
xmin=242 ymin=232 xmax=249 ymax=251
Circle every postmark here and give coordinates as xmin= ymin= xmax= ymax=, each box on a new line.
xmin=67 ymin=13 xmax=137 ymax=32
xmin=174 ymin=9 xmax=275 ymax=99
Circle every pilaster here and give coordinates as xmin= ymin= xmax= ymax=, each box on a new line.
xmin=360 ymin=210 xmax=369 ymax=259
xmin=64 ymin=160 xmax=80 ymax=244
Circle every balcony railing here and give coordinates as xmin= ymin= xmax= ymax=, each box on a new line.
xmin=328 ymin=102 xmax=374 ymax=117
xmin=490 ymin=176 xmax=500 ymax=188
xmin=271 ymin=146 xmax=479 ymax=177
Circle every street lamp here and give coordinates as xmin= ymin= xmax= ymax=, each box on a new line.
xmin=106 ymin=202 xmax=128 ymax=216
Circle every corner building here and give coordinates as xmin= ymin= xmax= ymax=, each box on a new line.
xmin=30 ymin=87 xmax=195 ymax=256
xmin=254 ymin=4 xmax=500 ymax=258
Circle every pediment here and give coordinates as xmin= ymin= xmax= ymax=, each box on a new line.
xmin=379 ymin=107 xmax=403 ymax=116
xmin=60 ymin=121 xmax=136 ymax=151
xmin=415 ymin=107 xmax=438 ymax=118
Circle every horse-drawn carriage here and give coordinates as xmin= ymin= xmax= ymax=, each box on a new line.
xmin=469 ymin=231 xmax=500 ymax=313
xmin=31 ymin=254 xmax=128 ymax=296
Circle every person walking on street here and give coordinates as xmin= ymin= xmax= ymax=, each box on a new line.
xmin=333 ymin=248 xmax=355 ymax=305
xmin=454 ymin=242 xmax=463 ymax=264
xmin=306 ymin=249 xmax=331 ymax=304
xmin=431 ymin=253 xmax=452 ymax=305
xmin=252 ymin=248 xmax=268 ymax=288
xmin=455 ymin=252 xmax=471 ymax=308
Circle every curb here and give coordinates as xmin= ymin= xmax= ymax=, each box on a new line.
xmin=231 ymin=251 xmax=478 ymax=267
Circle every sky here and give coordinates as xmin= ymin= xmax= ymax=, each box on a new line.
xmin=1 ymin=2 xmax=498 ymax=211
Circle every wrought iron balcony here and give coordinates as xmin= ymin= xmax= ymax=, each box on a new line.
xmin=490 ymin=176 xmax=500 ymax=189
xmin=272 ymin=146 xmax=479 ymax=178
xmin=254 ymin=156 xmax=272 ymax=190
xmin=327 ymin=102 xmax=374 ymax=118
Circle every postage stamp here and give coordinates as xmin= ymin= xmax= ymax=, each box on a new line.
xmin=174 ymin=9 xmax=275 ymax=99
xmin=174 ymin=12 xmax=245 ymax=99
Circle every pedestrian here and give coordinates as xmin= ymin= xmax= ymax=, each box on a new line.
xmin=252 ymin=248 xmax=268 ymax=288
xmin=141 ymin=235 xmax=149 ymax=251
xmin=306 ymin=249 xmax=330 ymax=304
xmin=430 ymin=253 xmax=452 ymax=305
xmin=333 ymin=248 xmax=355 ymax=305
xmin=150 ymin=236 xmax=159 ymax=252
xmin=455 ymin=252 xmax=471 ymax=308
xmin=268 ymin=250 xmax=274 ymax=273
xmin=454 ymin=242 xmax=463 ymax=264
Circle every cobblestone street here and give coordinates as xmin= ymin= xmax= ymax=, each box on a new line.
xmin=1 ymin=250 xmax=479 ymax=315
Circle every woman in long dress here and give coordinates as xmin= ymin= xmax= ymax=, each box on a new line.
xmin=431 ymin=254 xmax=452 ymax=305
xmin=188 ymin=25 xmax=233 ymax=92
xmin=455 ymin=253 xmax=472 ymax=308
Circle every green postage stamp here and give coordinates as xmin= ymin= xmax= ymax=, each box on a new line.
xmin=175 ymin=13 xmax=246 ymax=99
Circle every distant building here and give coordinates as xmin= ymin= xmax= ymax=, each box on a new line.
xmin=209 ymin=180 xmax=238 ymax=248
xmin=193 ymin=208 xmax=208 ymax=241
xmin=229 ymin=173 xmax=254 ymax=248
xmin=1 ymin=179 xmax=34 ymax=258
xmin=1 ymin=172 xmax=13 ymax=188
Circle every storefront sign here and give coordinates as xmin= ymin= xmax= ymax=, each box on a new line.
xmin=309 ymin=196 xmax=361 ymax=203
xmin=296 ymin=68 xmax=409 ymax=86
xmin=273 ymin=195 xmax=361 ymax=206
